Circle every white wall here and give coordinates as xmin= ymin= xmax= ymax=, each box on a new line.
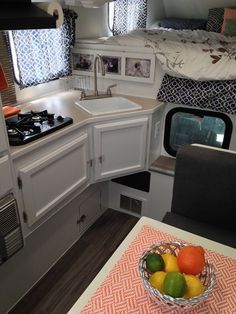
xmin=147 ymin=0 xmax=166 ymax=28
xmin=163 ymin=0 xmax=236 ymax=19
xmin=74 ymin=0 xmax=166 ymax=39
xmin=74 ymin=4 xmax=111 ymax=39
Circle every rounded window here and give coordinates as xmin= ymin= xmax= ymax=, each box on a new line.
xmin=164 ymin=107 xmax=233 ymax=157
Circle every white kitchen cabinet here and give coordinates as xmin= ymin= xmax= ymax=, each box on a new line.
xmin=18 ymin=133 xmax=89 ymax=226
xmin=0 ymin=98 xmax=8 ymax=155
xmin=93 ymin=117 xmax=148 ymax=181
xmin=0 ymin=156 xmax=13 ymax=198
xmin=77 ymin=188 xmax=102 ymax=234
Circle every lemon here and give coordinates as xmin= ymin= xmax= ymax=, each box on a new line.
xmin=146 ymin=253 xmax=165 ymax=273
xmin=149 ymin=271 xmax=167 ymax=293
xmin=183 ymin=274 xmax=205 ymax=299
xmin=163 ymin=271 xmax=187 ymax=298
xmin=161 ymin=253 xmax=180 ymax=272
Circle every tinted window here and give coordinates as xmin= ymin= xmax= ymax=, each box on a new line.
xmin=164 ymin=108 xmax=232 ymax=157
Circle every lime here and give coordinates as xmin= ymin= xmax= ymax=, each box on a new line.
xmin=162 ymin=253 xmax=180 ymax=273
xmin=146 ymin=253 xmax=165 ymax=273
xmin=183 ymin=274 xmax=204 ymax=299
xmin=163 ymin=272 xmax=187 ymax=298
xmin=149 ymin=271 xmax=167 ymax=293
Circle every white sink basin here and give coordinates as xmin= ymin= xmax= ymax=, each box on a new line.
xmin=75 ymin=97 xmax=142 ymax=115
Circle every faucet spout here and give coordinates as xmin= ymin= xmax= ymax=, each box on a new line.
xmin=94 ymin=54 xmax=105 ymax=96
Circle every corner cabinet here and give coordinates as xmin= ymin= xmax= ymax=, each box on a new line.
xmin=18 ymin=133 xmax=89 ymax=226
xmin=93 ymin=117 xmax=148 ymax=181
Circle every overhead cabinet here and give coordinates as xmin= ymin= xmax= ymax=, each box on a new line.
xmin=18 ymin=133 xmax=89 ymax=226
xmin=93 ymin=117 xmax=148 ymax=181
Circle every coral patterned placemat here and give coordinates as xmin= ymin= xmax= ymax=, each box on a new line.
xmin=81 ymin=225 xmax=236 ymax=314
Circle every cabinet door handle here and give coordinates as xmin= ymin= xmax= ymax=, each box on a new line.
xmin=77 ymin=214 xmax=86 ymax=224
xmin=87 ymin=159 xmax=93 ymax=167
xmin=98 ymin=155 xmax=104 ymax=163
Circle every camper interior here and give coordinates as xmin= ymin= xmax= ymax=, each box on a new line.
xmin=0 ymin=0 xmax=236 ymax=313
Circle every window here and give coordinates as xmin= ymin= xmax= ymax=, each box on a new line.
xmin=109 ymin=0 xmax=147 ymax=35
xmin=9 ymin=9 xmax=77 ymax=89
xmin=164 ymin=107 xmax=233 ymax=157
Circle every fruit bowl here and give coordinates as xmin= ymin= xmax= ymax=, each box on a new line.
xmin=139 ymin=241 xmax=216 ymax=309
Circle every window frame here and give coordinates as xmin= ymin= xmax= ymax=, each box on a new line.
xmin=164 ymin=107 xmax=233 ymax=157
xmin=108 ymin=2 xmax=114 ymax=33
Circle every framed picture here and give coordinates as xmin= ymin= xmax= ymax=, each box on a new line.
xmin=123 ymin=52 xmax=155 ymax=83
xmin=125 ymin=57 xmax=151 ymax=78
xmin=72 ymin=53 xmax=94 ymax=72
xmin=72 ymin=48 xmax=155 ymax=83
xmin=99 ymin=55 xmax=121 ymax=75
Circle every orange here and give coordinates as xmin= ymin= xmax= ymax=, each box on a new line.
xmin=177 ymin=245 xmax=205 ymax=275
xmin=163 ymin=271 xmax=187 ymax=298
xmin=195 ymin=246 xmax=205 ymax=256
xmin=161 ymin=253 xmax=180 ymax=272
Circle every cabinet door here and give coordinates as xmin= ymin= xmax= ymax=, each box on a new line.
xmin=94 ymin=117 xmax=148 ymax=180
xmin=0 ymin=156 xmax=13 ymax=198
xmin=19 ymin=134 xmax=89 ymax=226
xmin=0 ymin=105 xmax=8 ymax=155
xmin=78 ymin=189 xmax=102 ymax=234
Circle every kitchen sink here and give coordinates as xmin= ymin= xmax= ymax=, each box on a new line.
xmin=75 ymin=97 xmax=142 ymax=115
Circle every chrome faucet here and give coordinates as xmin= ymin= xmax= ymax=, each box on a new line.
xmin=94 ymin=54 xmax=105 ymax=96
xmin=79 ymin=54 xmax=117 ymax=100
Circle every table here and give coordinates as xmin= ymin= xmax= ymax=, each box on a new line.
xmin=68 ymin=217 xmax=236 ymax=313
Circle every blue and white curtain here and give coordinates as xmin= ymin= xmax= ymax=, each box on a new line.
xmin=11 ymin=9 xmax=77 ymax=89
xmin=112 ymin=0 xmax=147 ymax=35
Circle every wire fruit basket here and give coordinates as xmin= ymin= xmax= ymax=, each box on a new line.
xmin=139 ymin=241 xmax=216 ymax=310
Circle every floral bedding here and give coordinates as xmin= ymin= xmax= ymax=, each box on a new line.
xmin=105 ymin=29 xmax=236 ymax=81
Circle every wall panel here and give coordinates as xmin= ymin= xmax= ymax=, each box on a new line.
xmin=163 ymin=0 xmax=236 ymax=19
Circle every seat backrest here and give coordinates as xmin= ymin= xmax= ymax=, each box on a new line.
xmin=171 ymin=144 xmax=236 ymax=228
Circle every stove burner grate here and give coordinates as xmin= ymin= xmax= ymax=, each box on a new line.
xmin=6 ymin=109 xmax=73 ymax=146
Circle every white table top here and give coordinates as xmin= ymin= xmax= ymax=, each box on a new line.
xmin=68 ymin=216 xmax=236 ymax=313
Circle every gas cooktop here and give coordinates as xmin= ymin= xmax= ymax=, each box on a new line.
xmin=6 ymin=110 xmax=73 ymax=146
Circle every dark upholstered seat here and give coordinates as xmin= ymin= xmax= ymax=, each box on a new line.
xmin=162 ymin=144 xmax=236 ymax=248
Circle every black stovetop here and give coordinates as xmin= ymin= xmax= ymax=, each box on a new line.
xmin=6 ymin=110 xmax=73 ymax=146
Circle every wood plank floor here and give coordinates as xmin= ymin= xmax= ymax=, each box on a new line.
xmin=10 ymin=209 xmax=139 ymax=314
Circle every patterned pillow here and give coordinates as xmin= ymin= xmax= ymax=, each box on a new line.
xmin=224 ymin=19 xmax=236 ymax=36
xmin=159 ymin=18 xmax=207 ymax=30
xmin=206 ymin=8 xmax=224 ymax=33
xmin=221 ymin=8 xmax=236 ymax=34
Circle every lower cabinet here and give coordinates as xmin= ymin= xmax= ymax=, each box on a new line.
xmin=18 ymin=133 xmax=89 ymax=226
xmin=93 ymin=117 xmax=148 ymax=181
xmin=15 ymin=114 xmax=150 ymax=228
xmin=77 ymin=188 xmax=102 ymax=234
xmin=0 ymin=156 xmax=13 ymax=198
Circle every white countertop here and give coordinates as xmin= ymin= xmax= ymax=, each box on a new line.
xmin=68 ymin=216 xmax=236 ymax=313
xmin=9 ymin=90 xmax=163 ymax=158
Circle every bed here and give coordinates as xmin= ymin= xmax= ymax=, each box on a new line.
xmin=102 ymin=9 xmax=236 ymax=115
xmin=105 ymin=28 xmax=236 ymax=81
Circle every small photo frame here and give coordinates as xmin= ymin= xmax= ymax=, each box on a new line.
xmin=73 ymin=53 xmax=94 ymax=72
xmin=125 ymin=57 xmax=151 ymax=78
xmin=99 ymin=55 xmax=121 ymax=75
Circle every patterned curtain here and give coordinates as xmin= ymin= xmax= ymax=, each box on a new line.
xmin=11 ymin=9 xmax=77 ymax=89
xmin=112 ymin=0 xmax=147 ymax=35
